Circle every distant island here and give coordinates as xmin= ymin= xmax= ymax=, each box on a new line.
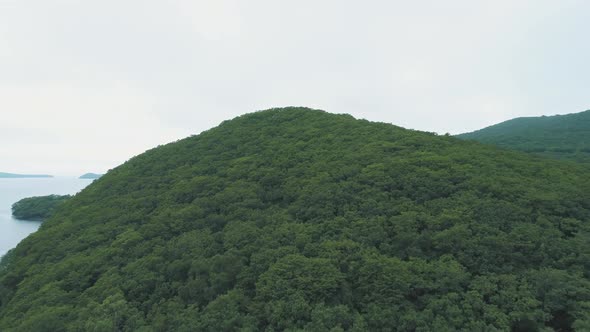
xmin=79 ymin=173 xmax=103 ymax=179
xmin=11 ymin=195 xmax=71 ymax=221
xmin=0 ymin=172 xmax=53 ymax=179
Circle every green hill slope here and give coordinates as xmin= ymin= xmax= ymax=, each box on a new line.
xmin=1 ymin=108 xmax=589 ymax=331
xmin=457 ymin=110 xmax=590 ymax=163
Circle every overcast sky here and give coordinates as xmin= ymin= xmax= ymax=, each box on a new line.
xmin=1 ymin=0 xmax=589 ymax=175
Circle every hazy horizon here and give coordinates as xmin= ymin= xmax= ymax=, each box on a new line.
xmin=2 ymin=107 xmax=589 ymax=177
xmin=2 ymin=1 xmax=589 ymax=175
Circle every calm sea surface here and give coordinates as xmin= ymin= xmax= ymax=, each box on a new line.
xmin=0 ymin=177 xmax=92 ymax=258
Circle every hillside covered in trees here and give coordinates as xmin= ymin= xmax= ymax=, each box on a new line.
xmin=11 ymin=195 xmax=71 ymax=221
xmin=457 ymin=110 xmax=590 ymax=163
xmin=1 ymin=108 xmax=589 ymax=331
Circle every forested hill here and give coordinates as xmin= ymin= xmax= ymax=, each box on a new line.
xmin=1 ymin=107 xmax=590 ymax=331
xmin=457 ymin=110 xmax=590 ymax=163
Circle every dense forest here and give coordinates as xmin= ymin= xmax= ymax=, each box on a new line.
xmin=11 ymin=195 xmax=71 ymax=221
xmin=1 ymin=108 xmax=589 ymax=331
xmin=457 ymin=110 xmax=590 ymax=163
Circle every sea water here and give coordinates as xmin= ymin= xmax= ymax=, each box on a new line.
xmin=0 ymin=177 xmax=92 ymax=258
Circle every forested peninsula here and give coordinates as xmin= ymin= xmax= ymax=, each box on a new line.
xmin=11 ymin=195 xmax=71 ymax=221
xmin=0 ymin=108 xmax=589 ymax=331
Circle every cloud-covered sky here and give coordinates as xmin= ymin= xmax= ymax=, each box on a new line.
xmin=1 ymin=0 xmax=588 ymax=175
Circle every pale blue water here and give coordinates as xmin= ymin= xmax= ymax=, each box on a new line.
xmin=0 ymin=177 xmax=92 ymax=258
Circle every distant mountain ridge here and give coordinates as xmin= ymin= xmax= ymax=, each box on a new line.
xmin=0 ymin=172 xmax=53 ymax=179
xmin=457 ymin=110 xmax=590 ymax=163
